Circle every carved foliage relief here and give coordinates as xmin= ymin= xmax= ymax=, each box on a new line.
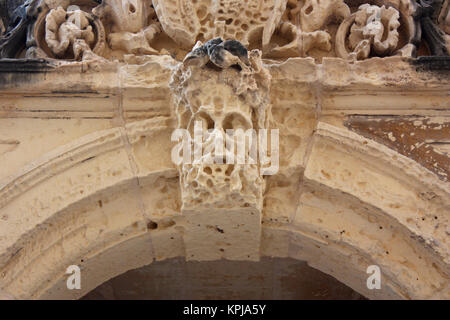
xmin=0 ymin=0 xmax=449 ymax=62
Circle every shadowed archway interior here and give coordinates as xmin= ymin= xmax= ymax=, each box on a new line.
xmin=82 ymin=257 xmax=366 ymax=300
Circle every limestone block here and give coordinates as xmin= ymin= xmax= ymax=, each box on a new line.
xmin=181 ymin=208 xmax=261 ymax=261
xmin=260 ymin=225 xmax=290 ymax=258
xmin=120 ymin=55 xmax=178 ymax=121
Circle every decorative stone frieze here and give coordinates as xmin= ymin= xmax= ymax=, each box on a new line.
xmin=1 ymin=0 xmax=448 ymax=61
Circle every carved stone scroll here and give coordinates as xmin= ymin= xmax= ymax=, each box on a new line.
xmin=30 ymin=4 xmax=105 ymax=60
xmin=45 ymin=6 xmax=96 ymax=59
xmin=265 ymin=0 xmax=350 ymax=58
xmin=336 ymin=4 xmax=403 ymax=60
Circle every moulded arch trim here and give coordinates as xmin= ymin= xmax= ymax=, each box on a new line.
xmin=0 ymin=121 xmax=448 ymax=300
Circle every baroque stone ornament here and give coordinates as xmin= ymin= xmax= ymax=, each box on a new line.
xmin=153 ymin=0 xmax=288 ymax=50
xmin=0 ymin=1 xmax=450 ymax=301
xmin=29 ymin=1 xmax=106 ymax=60
xmin=1 ymin=0 xmax=448 ymax=61
xmin=266 ymin=0 xmax=351 ymax=58
xmin=336 ymin=4 xmax=403 ymax=60
xmin=340 ymin=4 xmax=401 ymax=60
xmin=297 ymin=0 xmax=350 ymax=55
xmin=92 ymin=0 xmax=162 ymax=55
xmin=171 ymin=42 xmax=271 ymax=211
xmin=45 ymin=5 xmax=96 ymax=59
xmin=170 ymin=40 xmax=272 ymax=261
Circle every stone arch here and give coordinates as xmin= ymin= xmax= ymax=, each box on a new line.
xmin=0 ymin=121 xmax=448 ymax=300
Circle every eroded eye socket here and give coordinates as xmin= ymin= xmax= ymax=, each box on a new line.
xmin=188 ymin=111 xmax=215 ymax=135
xmin=128 ymin=3 xmax=136 ymax=14
xmin=222 ymin=113 xmax=252 ymax=131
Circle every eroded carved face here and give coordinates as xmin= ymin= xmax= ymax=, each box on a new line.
xmin=179 ymin=77 xmax=263 ymax=210
xmin=154 ymin=0 xmax=288 ymax=49
xmin=171 ymin=48 xmax=271 ymax=210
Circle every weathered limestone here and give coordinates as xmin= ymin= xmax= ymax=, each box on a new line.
xmin=169 ymin=45 xmax=271 ymax=261
xmin=0 ymin=0 xmax=449 ymax=300
xmin=337 ymin=4 xmax=401 ymax=60
xmin=2 ymin=0 xmax=447 ymax=61
xmin=0 ymin=53 xmax=448 ymax=299
xmin=93 ymin=0 xmax=162 ymax=55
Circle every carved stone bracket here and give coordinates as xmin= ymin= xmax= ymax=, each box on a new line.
xmin=169 ymin=40 xmax=272 ymax=261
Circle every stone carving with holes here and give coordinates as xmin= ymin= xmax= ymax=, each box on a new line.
xmin=170 ymin=40 xmax=271 ymax=211
xmin=153 ymin=0 xmax=287 ymax=50
xmin=267 ymin=0 xmax=350 ymax=58
xmin=45 ymin=5 xmax=99 ymax=60
xmin=297 ymin=0 xmax=350 ymax=56
xmin=1 ymin=0 xmax=448 ymax=61
xmin=93 ymin=0 xmax=162 ymax=55
xmin=336 ymin=4 xmax=402 ymax=60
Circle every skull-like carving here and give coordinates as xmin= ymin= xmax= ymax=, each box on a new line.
xmin=171 ymin=47 xmax=271 ymax=211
